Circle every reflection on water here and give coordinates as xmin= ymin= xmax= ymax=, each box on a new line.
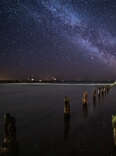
xmin=64 ymin=96 xmax=71 ymax=141
xmin=64 ymin=96 xmax=71 ymax=116
xmin=64 ymin=116 xmax=71 ymax=141
xmin=82 ymin=104 xmax=88 ymax=118
xmin=0 ymin=83 xmax=115 ymax=155
xmin=93 ymin=96 xmax=97 ymax=110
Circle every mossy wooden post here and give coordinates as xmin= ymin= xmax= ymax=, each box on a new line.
xmin=112 ymin=115 xmax=116 ymax=146
xmin=1 ymin=113 xmax=18 ymax=155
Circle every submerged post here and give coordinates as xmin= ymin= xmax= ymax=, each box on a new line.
xmin=112 ymin=115 xmax=116 ymax=146
xmin=97 ymin=88 xmax=101 ymax=97
xmin=103 ymin=87 xmax=106 ymax=96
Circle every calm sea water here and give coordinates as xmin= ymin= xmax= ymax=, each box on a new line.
xmin=0 ymin=83 xmax=115 ymax=156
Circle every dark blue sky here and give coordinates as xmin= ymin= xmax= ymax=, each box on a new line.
xmin=0 ymin=0 xmax=116 ymax=80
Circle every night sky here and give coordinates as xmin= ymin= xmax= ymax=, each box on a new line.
xmin=0 ymin=0 xmax=116 ymax=80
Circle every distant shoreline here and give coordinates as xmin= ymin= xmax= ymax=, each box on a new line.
xmin=0 ymin=80 xmax=115 ymax=85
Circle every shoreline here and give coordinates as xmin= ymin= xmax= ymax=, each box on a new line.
xmin=0 ymin=82 xmax=114 ymax=86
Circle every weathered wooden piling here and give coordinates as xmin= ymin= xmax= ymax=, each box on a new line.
xmin=82 ymin=91 xmax=88 ymax=105
xmin=103 ymin=87 xmax=106 ymax=96
xmin=97 ymin=88 xmax=101 ymax=97
xmin=112 ymin=115 xmax=116 ymax=146
xmin=0 ymin=113 xmax=18 ymax=155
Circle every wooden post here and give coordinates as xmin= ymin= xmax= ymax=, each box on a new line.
xmin=82 ymin=91 xmax=88 ymax=105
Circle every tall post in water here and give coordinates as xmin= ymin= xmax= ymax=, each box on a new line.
xmin=103 ymin=87 xmax=106 ymax=96
xmin=82 ymin=91 xmax=88 ymax=105
xmin=112 ymin=114 xmax=116 ymax=153
xmin=82 ymin=91 xmax=88 ymax=118
xmin=97 ymin=88 xmax=101 ymax=103
xmin=97 ymin=88 xmax=101 ymax=97
xmin=1 ymin=113 xmax=18 ymax=155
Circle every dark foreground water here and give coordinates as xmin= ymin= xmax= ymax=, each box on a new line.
xmin=0 ymin=83 xmax=116 ymax=156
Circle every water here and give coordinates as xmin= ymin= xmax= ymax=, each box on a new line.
xmin=0 ymin=83 xmax=115 ymax=155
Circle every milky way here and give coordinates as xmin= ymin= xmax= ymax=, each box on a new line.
xmin=0 ymin=0 xmax=116 ymax=80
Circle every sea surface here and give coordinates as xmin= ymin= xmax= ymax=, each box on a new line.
xmin=0 ymin=83 xmax=116 ymax=156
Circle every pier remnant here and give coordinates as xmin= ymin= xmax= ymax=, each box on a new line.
xmin=97 ymin=88 xmax=101 ymax=97
xmin=82 ymin=91 xmax=88 ymax=105
xmin=112 ymin=115 xmax=116 ymax=146
xmin=0 ymin=113 xmax=18 ymax=155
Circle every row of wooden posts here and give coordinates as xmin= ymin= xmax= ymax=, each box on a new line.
xmin=64 ymin=86 xmax=111 ymax=117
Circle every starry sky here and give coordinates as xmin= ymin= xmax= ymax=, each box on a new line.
xmin=0 ymin=0 xmax=116 ymax=80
